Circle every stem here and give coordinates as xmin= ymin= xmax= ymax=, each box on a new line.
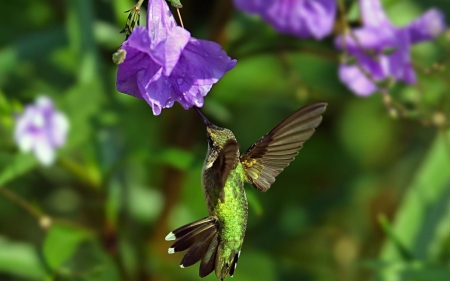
xmin=412 ymin=62 xmax=450 ymax=87
xmin=57 ymin=157 xmax=101 ymax=190
xmin=0 ymin=187 xmax=95 ymax=233
xmin=0 ymin=188 xmax=43 ymax=219
xmin=176 ymin=8 xmax=184 ymax=28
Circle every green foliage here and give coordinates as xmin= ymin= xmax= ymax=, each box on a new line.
xmin=167 ymin=0 xmax=183 ymax=8
xmin=376 ymin=130 xmax=450 ymax=281
xmin=42 ymin=224 xmax=91 ymax=271
xmin=0 ymin=237 xmax=46 ymax=280
xmin=0 ymin=153 xmax=38 ymax=187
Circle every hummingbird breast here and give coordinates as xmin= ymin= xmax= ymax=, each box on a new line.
xmin=201 ymin=163 xmax=248 ymax=225
xmin=201 ymin=162 xmax=248 ymax=278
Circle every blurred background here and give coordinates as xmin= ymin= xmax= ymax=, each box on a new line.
xmin=1 ymin=0 xmax=450 ymax=280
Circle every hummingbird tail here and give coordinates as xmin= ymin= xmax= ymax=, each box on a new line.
xmin=228 ymin=251 xmax=240 ymax=277
xmin=165 ymin=216 xmax=219 ymax=277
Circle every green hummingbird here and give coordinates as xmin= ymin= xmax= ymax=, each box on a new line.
xmin=165 ymin=103 xmax=327 ymax=280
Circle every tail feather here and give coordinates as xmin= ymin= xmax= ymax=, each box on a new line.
xmin=199 ymin=233 xmax=219 ymax=278
xmin=166 ymin=216 xmax=220 ymax=278
xmin=169 ymin=222 xmax=216 ymax=253
xmin=180 ymin=226 xmax=216 ymax=268
xmin=229 ymin=251 xmax=240 ymax=277
xmin=165 ymin=216 xmax=216 ymax=242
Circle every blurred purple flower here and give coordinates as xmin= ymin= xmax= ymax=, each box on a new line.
xmin=233 ymin=0 xmax=337 ymax=39
xmin=14 ymin=96 xmax=69 ymax=166
xmin=116 ymin=0 xmax=237 ymax=115
xmin=335 ymin=0 xmax=446 ymax=96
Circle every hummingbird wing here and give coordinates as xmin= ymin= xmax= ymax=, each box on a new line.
xmin=240 ymin=103 xmax=327 ymax=192
xmin=166 ymin=216 xmax=219 ymax=276
xmin=212 ymin=139 xmax=239 ymax=202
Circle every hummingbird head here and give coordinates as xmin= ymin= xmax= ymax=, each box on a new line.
xmin=194 ymin=107 xmax=239 ymax=169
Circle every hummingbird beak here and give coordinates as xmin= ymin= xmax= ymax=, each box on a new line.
xmin=193 ymin=107 xmax=213 ymax=127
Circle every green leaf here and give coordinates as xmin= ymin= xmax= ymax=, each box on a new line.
xmin=0 ymin=236 xmax=46 ymax=279
xmin=72 ymin=241 xmax=122 ymax=281
xmin=167 ymin=0 xmax=182 ymax=8
xmin=367 ymin=260 xmax=450 ymax=281
xmin=0 ymin=91 xmax=9 ymax=114
xmin=0 ymin=153 xmax=38 ymax=187
xmin=43 ymin=224 xmax=90 ymax=270
xmin=378 ymin=215 xmax=414 ymax=261
xmin=377 ymin=130 xmax=450 ymax=280
xmin=402 ymin=264 xmax=450 ymax=281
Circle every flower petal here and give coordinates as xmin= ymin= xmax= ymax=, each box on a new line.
xmin=125 ymin=27 xmax=153 ymax=56
xmin=178 ymin=84 xmax=212 ymax=109
xmin=34 ymin=140 xmax=55 ymax=167
xmin=335 ymin=26 xmax=397 ymax=52
xmin=174 ymin=38 xmax=237 ymax=87
xmin=336 ymin=0 xmax=443 ymax=96
xmin=151 ymin=26 xmax=191 ymax=76
xmin=302 ymin=0 xmax=337 ymax=39
xmin=15 ymin=107 xmax=40 ymax=152
xmin=116 ymin=46 xmax=160 ymax=99
xmin=16 ymin=132 xmax=34 ymax=152
xmin=361 ymin=0 xmax=391 ymax=27
xmin=137 ymin=68 xmax=178 ymax=115
xmin=50 ymin=112 xmax=70 ymax=147
xmin=147 ymin=0 xmax=178 ymax=46
xmin=116 ymin=0 xmax=237 ymax=115
xmin=263 ymin=0 xmax=312 ymax=38
xmin=14 ymin=96 xmax=68 ymax=166
xmin=233 ymin=0 xmax=270 ymax=13
xmin=339 ymin=64 xmax=377 ymax=96
xmin=35 ymin=96 xmax=54 ymax=112
xmin=339 ymin=52 xmax=389 ymax=96
xmin=239 ymin=0 xmax=336 ymax=39
xmin=407 ymin=8 xmax=446 ymax=44
xmin=384 ymin=29 xmax=416 ymax=84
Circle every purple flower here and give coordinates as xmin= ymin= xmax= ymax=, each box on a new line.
xmin=116 ymin=0 xmax=237 ymax=115
xmin=14 ymin=96 xmax=69 ymax=166
xmin=335 ymin=0 xmax=446 ymax=96
xmin=233 ymin=0 xmax=337 ymax=39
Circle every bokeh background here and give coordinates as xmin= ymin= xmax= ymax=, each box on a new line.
xmin=1 ymin=0 xmax=450 ymax=280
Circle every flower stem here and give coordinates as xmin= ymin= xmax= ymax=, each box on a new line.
xmin=0 ymin=186 xmax=94 ymax=233
xmin=0 ymin=187 xmax=43 ymax=220
xmin=0 ymin=187 xmax=53 ymax=231
xmin=57 ymin=157 xmax=101 ymax=190
xmin=176 ymin=8 xmax=184 ymax=28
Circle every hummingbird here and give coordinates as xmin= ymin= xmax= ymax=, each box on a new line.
xmin=165 ymin=102 xmax=327 ymax=280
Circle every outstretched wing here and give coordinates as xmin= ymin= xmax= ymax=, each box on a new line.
xmin=240 ymin=103 xmax=327 ymax=192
